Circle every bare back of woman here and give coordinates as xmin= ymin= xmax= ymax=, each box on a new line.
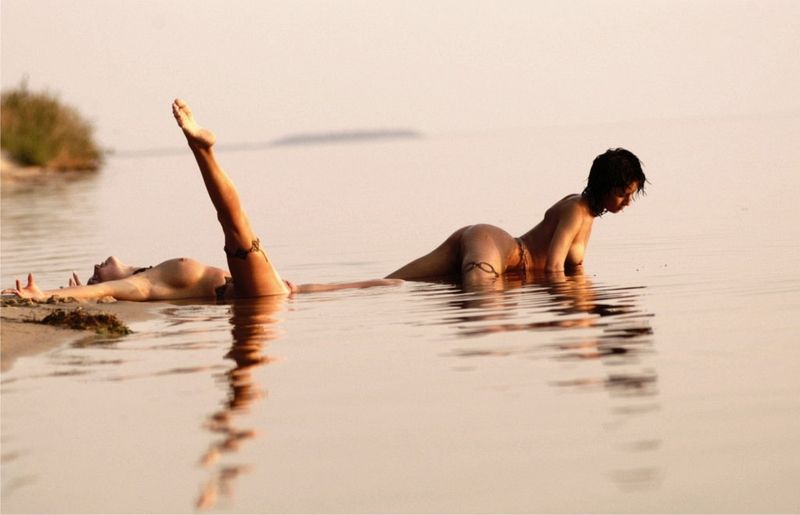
xmin=387 ymin=151 xmax=646 ymax=284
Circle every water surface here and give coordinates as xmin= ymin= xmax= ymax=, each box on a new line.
xmin=2 ymin=115 xmax=799 ymax=512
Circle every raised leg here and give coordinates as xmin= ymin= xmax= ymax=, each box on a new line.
xmin=173 ymin=99 xmax=289 ymax=297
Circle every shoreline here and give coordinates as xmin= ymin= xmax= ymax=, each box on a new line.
xmin=1 ymin=300 xmax=164 ymax=372
xmin=1 ymin=149 xmax=44 ymax=184
xmin=1 ymin=150 xmax=96 ymax=190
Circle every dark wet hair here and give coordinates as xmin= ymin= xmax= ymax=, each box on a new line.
xmin=582 ymin=148 xmax=646 ymax=216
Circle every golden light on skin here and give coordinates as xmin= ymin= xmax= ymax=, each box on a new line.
xmin=604 ymin=182 xmax=641 ymax=214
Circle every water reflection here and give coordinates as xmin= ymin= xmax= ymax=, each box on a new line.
xmin=420 ymin=273 xmax=654 ymax=359
xmin=422 ymin=272 xmax=662 ymax=492
xmin=196 ymin=296 xmax=286 ymax=510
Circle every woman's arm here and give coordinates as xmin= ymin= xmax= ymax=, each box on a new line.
xmin=3 ymin=273 xmax=150 ymax=301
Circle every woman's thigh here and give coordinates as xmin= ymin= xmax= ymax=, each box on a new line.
xmin=223 ymin=239 xmax=289 ymax=297
xmin=459 ymin=224 xmax=517 ymax=275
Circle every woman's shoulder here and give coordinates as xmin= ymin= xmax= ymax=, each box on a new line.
xmin=548 ymin=194 xmax=591 ymax=216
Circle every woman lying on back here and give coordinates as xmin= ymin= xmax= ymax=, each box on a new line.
xmin=4 ymin=255 xmax=397 ymax=302
xmin=4 ymin=99 xmax=645 ymax=302
xmin=3 ymin=99 xmax=400 ymax=302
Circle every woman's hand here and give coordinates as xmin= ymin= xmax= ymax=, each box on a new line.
xmin=2 ymin=273 xmax=45 ymax=300
xmin=68 ymin=272 xmax=82 ymax=287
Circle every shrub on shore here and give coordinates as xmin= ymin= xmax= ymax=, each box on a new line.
xmin=1 ymin=83 xmax=102 ymax=171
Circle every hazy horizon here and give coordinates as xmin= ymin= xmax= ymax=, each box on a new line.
xmin=3 ymin=0 xmax=799 ymax=154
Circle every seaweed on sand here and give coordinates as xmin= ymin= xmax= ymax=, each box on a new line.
xmin=1 ymin=297 xmax=37 ymax=307
xmin=34 ymin=307 xmax=132 ymax=336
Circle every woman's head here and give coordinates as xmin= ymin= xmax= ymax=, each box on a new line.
xmin=87 ymin=256 xmax=130 ymax=284
xmin=582 ymin=148 xmax=646 ymax=216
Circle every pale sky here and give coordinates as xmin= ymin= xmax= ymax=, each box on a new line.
xmin=2 ymin=0 xmax=799 ymax=152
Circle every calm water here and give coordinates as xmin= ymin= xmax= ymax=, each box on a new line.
xmin=2 ymin=115 xmax=799 ymax=512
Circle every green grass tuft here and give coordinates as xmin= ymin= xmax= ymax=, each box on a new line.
xmin=1 ymin=82 xmax=103 ymax=170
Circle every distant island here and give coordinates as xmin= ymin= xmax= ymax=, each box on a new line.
xmin=1 ymin=82 xmax=102 ymax=172
xmin=112 ymin=128 xmax=424 ymax=158
xmin=270 ymin=129 xmax=422 ymax=146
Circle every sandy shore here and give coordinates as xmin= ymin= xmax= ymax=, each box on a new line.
xmin=1 ymin=299 xmax=164 ymax=372
xmin=2 ymin=152 xmax=120 ymax=370
xmin=1 ymin=149 xmax=44 ymax=184
xmin=1 ymin=150 xmax=96 ymax=190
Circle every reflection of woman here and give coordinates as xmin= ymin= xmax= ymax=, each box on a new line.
xmin=4 ymin=99 xmax=646 ymax=301
xmin=445 ymin=272 xmax=606 ymax=335
xmin=196 ymin=296 xmax=284 ymax=509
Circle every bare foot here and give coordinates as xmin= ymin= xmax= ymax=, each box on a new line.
xmin=172 ymin=98 xmax=216 ymax=149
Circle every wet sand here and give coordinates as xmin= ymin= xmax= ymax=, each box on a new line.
xmin=1 ymin=300 xmax=162 ymax=372
xmin=1 ymin=155 xmax=113 ymax=372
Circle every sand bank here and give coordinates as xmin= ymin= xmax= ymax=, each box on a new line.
xmin=1 ymin=299 xmax=163 ymax=372
xmin=1 ymin=150 xmax=95 ymax=190
xmin=1 ymin=150 xmax=44 ymax=184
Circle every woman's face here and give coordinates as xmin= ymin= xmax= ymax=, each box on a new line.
xmin=603 ymin=181 xmax=640 ymax=214
xmin=87 ymin=256 xmax=129 ymax=284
